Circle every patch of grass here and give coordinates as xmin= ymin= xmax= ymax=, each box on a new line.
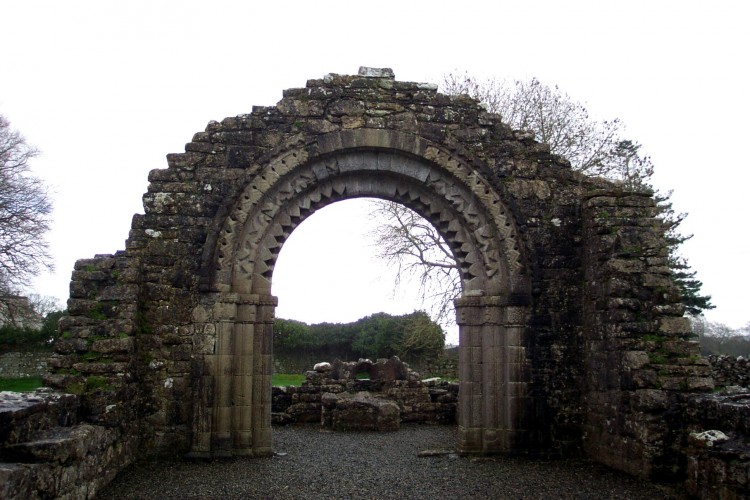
xmin=0 ymin=376 xmax=44 ymax=392
xmin=272 ymin=373 xmax=305 ymax=387
xmin=85 ymin=375 xmax=112 ymax=391
xmin=86 ymin=304 xmax=107 ymax=320
xmin=65 ymin=382 xmax=85 ymax=395
xmin=650 ymin=353 xmax=668 ymax=365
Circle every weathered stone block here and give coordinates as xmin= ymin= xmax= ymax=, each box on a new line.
xmin=325 ymin=392 xmax=400 ymax=432
xmin=658 ymin=317 xmax=691 ymax=335
xmin=92 ymin=337 xmax=134 ymax=354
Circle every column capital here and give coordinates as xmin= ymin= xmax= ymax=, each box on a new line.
xmin=215 ymin=292 xmax=278 ymax=306
xmin=454 ymin=294 xmax=529 ymax=326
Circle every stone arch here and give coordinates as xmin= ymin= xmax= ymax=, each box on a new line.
xmin=210 ymin=129 xmax=527 ymax=296
xmin=192 ymin=129 xmax=534 ymax=457
xmin=48 ymin=70 xmax=715 ymax=483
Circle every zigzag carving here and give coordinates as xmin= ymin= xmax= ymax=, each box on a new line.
xmin=215 ymin=141 xmax=526 ymax=295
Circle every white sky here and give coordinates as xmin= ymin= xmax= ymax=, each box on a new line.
xmin=1 ymin=1 xmax=748 ymax=345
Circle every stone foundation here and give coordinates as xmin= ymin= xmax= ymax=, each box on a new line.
xmin=272 ymin=358 xmax=458 ymax=428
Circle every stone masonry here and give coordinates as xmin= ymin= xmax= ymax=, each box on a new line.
xmin=0 ymin=67 xmax=726 ymax=497
xmin=271 ymin=358 xmax=458 ymax=428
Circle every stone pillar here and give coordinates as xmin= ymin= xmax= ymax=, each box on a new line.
xmin=455 ymin=295 xmax=530 ymax=454
xmin=189 ymin=293 xmax=276 ymax=458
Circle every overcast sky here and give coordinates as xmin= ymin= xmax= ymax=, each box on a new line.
xmin=1 ymin=1 xmax=748 ymax=344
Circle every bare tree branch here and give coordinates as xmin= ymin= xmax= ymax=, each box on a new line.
xmin=440 ymin=73 xmax=654 ymax=187
xmin=368 ymin=201 xmax=460 ymax=327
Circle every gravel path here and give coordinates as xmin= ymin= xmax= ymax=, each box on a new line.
xmin=98 ymin=425 xmax=685 ymax=499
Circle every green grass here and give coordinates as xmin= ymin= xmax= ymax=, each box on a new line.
xmin=272 ymin=373 xmax=305 ymax=387
xmin=0 ymin=376 xmax=44 ymax=392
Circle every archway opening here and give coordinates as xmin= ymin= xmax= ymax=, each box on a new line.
xmin=269 ymin=198 xmax=461 ymax=429
xmin=272 ymin=199 xmax=432 ymax=328
xmin=273 ymin=198 xmax=459 ymax=342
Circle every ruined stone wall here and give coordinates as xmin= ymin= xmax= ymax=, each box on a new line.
xmin=581 ymin=191 xmax=713 ymax=480
xmin=0 ymin=389 xmax=137 ymax=499
xmin=272 ymin=359 xmax=458 ymax=427
xmin=38 ymin=69 xmax=715 ymax=485
xmin=410 ymin=356 xmax=458 ymax=380
xmin=274 ymin=353 xmax=459 ymax=380
xmin=0 ymin=352 xmax=48 ymax=378
xmin=115 ymin=69 xmax=602 ymax=457
xmin=708 ymin=355 xmax=750 ymax=388
xmin=46 ymin=252 xmax=141 ymax=431
xmin=683 ymin=387 xmax=750 ymax=497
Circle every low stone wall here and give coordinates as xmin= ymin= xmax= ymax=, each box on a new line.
xmin=274 ymin=353 xmax=459 ymax=381
xmin=0 ymin=388 xmax=137 ymax=499
xmin=683 ymin=387 xmax=750 ymax=498
xmin=409 ymin=356 xmax=458 ymax=380
xmin=708 ymin=355 xmax=750 ymax=388
xmin=0 ymin=351 xmax=49 ymax=378
xmin=272 ymin=358 xmax=458 ymax=427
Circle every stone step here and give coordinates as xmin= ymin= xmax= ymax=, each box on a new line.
xmin=2 ymin=424 xmax=109 ymax=464
xmin=0 ymin=389 xmax=79 ymax=448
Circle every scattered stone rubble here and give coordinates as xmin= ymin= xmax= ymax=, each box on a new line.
xmin=272 ymin=357 xmax=458 ymax=430
xmin=682 ymin=358 xmax=750 ymax=498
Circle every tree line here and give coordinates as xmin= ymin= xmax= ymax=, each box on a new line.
xmin=0 ymin=305 xmax=65 ymax=352
xmin=273 ymin=311 xmax=445 ymax=363
xmin=692 ymin=317 xmax=750 ymax=357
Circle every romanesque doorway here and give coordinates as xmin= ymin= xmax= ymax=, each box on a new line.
xmin=191 ymin=137 xmax=533 ymax=457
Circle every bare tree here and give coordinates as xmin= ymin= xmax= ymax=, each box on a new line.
xmin=0 ymin=114 xmax=53 ymax=311
xmin=441 ymin=73 xmax=654 ymax=187
xmin=691 ymin=316 xmax=750 ymax=357
xmin=368 ymin=202 xmax=460 ymax=326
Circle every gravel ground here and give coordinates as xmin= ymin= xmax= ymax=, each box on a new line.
xmin=97 ymin=425 xmax=686 ymax=499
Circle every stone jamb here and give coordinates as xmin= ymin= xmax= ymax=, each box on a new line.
xmin=455 ymin=295 xmax=531 ymax=453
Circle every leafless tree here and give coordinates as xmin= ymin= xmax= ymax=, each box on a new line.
xmin=441 ymin=73 xmax=654 ymax=187
xmin=0 ymin=114 xmax=53 ymax=312
xmin=368 ymin=202 xmax=460 ymax=326
xmin=691 ymin=316 xmax=750 ymax=357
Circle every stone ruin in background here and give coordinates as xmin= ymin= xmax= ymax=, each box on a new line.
xmin=272 ymin=357 xmax=458 ymax=430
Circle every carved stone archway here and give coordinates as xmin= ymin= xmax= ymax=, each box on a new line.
xmin=191 ymin=129 xmax=532 ymax=456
